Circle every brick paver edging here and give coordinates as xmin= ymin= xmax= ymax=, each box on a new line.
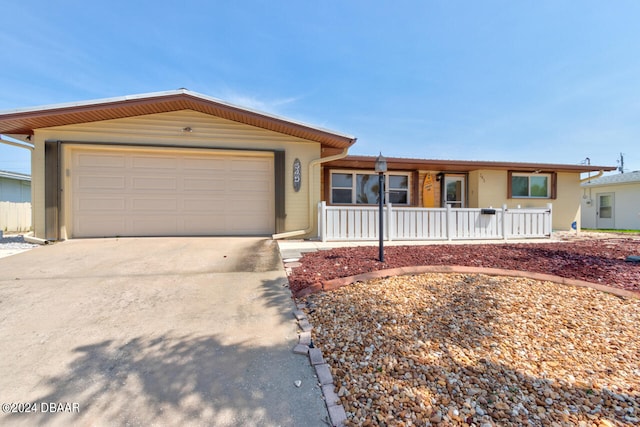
xmin=294 ymin=265 xmax=640 ymax=300
xmin=292 ymin=308 xmax=347 ymax=427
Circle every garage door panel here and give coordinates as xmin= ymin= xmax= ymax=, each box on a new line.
xmin=231 ymin=158 xmax=271 ymax=171
xmin=76 ymin=153 xmax=126 ymax=168
xmin=132 ymin=198 xmax=178 ymax=211
xmin=230 ymin=199 xmax=269 ymax=212
xmin=78 ymin=176 xmax=126 ymax=190
xmin=76 ymin=217 xmax=126 ymax=237
xmin=182 ymin=215 xmax=225 ymax=233
xmin=132 ymin=177 xmax=178 ymax=190
xmin=78 ymin=197 xmax=126 ymax=211
xmin=183 ymin=177 xmax=226 ymax=191
xmin=183 ymin=198 xmax=225 ymax=211
xmin=183 ymin=158 xmax=226 ymax=170
xmin=226 ymin=190 xmax=270 ymax=200
xmin=131 ymin=218 xmax=179 ymax=235
xmin=228 ymin=215 xmax=273 ymax=233
xmin=132 ymin=156 xmax=178 ymax=169
xmin=71 ymin=149 xmax=275 ymax=237
xmin=230 ymin=178 xmax=271 ymax=192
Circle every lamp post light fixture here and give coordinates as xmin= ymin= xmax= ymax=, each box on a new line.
xmin=374 ymin=153 xmax=387 ymax=262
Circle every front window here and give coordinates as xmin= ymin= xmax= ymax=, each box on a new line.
xmin=510 ymin=173 xmax=550 ymax=198
xmin=330 ymin=171 xmax=410 ymax=205
xmin=388 ymin=175 xmax=409 ymax=204
xmin=356 ymin=174 xmax=379 ymax=204
xmin=331 ymin=173 xmax=353 ymax=203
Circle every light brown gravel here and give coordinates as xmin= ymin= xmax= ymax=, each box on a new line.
xmin=302 ymin=273 xmax=640 ymax=426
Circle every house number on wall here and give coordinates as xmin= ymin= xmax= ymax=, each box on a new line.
xmin=293 ymin=158 xmax=302 ymax=192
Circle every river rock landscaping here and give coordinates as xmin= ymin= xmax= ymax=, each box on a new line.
xmin=301 ymin=273 xmax=640 ymax=426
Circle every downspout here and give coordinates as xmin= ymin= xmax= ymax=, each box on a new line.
xmin=272 ymin=147 xmax=349 ymax=239
xmin=580 ymin=170 xmax=604 ymax=183
xmin=0 ymin=135 xmax=34 ymax=151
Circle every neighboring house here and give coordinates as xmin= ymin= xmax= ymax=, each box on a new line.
xmin=0 ymin=170 xmax=31 ymax=232
xmin=0 ymin=170 xmax=31 ymax=203
xmin=0 ymin=89 xmax=615 ymax=240
xmin=581 ymin=171 xmax=640 ymax=230
xmin=321 ymin=156 xmax=615 ymax=233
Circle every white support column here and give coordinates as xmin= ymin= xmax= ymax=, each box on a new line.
xmin=446 ymin=204 xmax=453 ymax=241
xmin=386 ymin=202 xmax=393 ymax=242
xmin=319 ymin=201 xmax=327 ymax=242
xmin=502 ymin=204 xmax=508 ymax=241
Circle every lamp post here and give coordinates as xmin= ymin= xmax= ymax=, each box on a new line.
xmin=374 ymin=153 xmax=387 ymax=262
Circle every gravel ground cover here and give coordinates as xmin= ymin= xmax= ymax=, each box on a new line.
xmin=0 ymin=234 xmax=38 ymax=250
xmin=302 ymin=273 xmax=640 ymax=426
xmin=288 ymin=237 xmax=640 ymax=296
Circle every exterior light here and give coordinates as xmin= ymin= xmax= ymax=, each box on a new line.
xmin=374 ymin=153 xmax=387 ymax=173
xmin=375 ymin=153 xmax=386 ymax=262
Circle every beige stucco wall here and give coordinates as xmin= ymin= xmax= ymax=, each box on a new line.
xmin=31 ymin=110 xmax=322 ymax=239
xmin=554 ymin=172 xmax=583 ymax=230
xmin=467 ymin=171 xmax=479 ymax=208
xmin=470 ymin=170 xmax=581 ymax=231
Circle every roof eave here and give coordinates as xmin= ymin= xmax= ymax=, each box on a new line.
xmin=325 ymin=155 xmax=617 ymax=173
xmin=0 ymin=90 xmax=357 ymax=149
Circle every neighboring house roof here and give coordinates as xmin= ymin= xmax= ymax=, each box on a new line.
xmin=0 ymin=89 xmax=357 ymax=149
xmin=582 ymin=170 xmax=640 ymax=187
xmin=327 ymin=155 xmax=616 ymax=174
xmin=0 ymin=170 xmax=31 ymax=182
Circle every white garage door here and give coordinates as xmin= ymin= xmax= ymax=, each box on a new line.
xmin=70 ymin=148 xmax=275 ymax=237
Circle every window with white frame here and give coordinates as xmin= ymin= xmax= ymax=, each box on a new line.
xmin=330 ymin=171 xmax=410 ymax=205
xmin=510 ymin=172 xmax=551 ymax=198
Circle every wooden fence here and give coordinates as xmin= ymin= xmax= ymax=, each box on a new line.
xmin=0 ymin=202 xmax=32 ymax=232
xmin=318 ymin=202 xmax=552 ymax=242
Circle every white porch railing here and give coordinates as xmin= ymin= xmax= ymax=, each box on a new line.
xmin=318 ymin=202 xmax=552 ymax=242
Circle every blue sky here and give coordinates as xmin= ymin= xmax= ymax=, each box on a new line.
xmin=1 ymin=1 xmax=639 ymax=175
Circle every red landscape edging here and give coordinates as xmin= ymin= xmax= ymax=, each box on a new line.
xmin=308 ymin=265 xmax=640 ymax=300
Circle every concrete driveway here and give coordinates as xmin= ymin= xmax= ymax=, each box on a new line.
xmin=0 ymin=238 xmax=329 ymax=427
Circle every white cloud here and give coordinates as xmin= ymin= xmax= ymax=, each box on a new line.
xmin=218 ymin=91 xmax=303 ymax=115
